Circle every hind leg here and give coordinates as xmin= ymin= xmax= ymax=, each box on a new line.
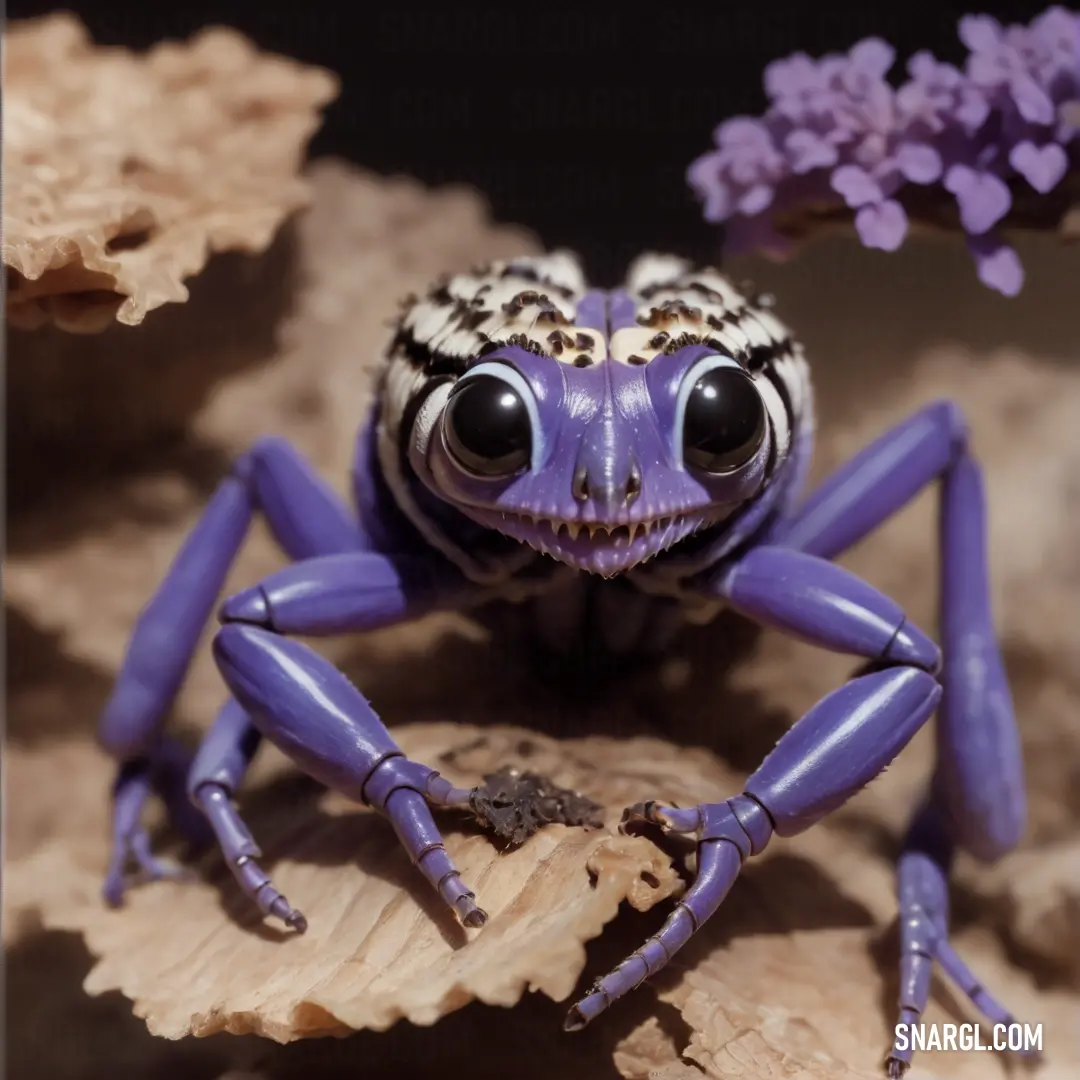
xmin=776 ymin=400 xmax=1026 ymax=1075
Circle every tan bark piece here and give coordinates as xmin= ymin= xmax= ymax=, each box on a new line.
xmin=4 ymin=13 xmax=337 ymax=332
xmin=5 ymin=175 xmax=1079 ymax=1080
xmin=16 ymin=725 xmax=687 ymax=1040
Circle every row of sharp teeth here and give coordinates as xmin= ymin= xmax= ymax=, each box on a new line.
xmin=503 ymin=513 xmax=680 ymax=543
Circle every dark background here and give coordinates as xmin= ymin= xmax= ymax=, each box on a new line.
xmin=10 ymin=1 xmax=1045 ymax=282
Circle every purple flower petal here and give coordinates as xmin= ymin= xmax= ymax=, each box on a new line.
xmin=784 ymin=129 xmax=839 ymax=173
xmin=1009 ymin=72 xmax=1056 ymax=124
xmin=959 ymin=14 xmax=1004 ymax=53
xmin=849 ymin=37 xmax=896 ymax=79
xmin=854 ymin=199 xmax=909 ymax=251
xmin=830 ymin=163 xmax=883 ymax=207
xmin=686 ymin=155 xmax=735 ymax=222
xmin=688 ymin=8 xmax=1073 ymax=297
xmin=716 ymin=117 xmax=772 ymax=150
xmin=737 ymin=184 xmax=775 ymax=216
xmin=967 ymin=233 xmax=1024 ymax=296
xmin=954 ymin=88 xmax=992 ymax=132
xmin=967 ymin=51 xmax=1011 ymax=88
xmin=943 ymin=164 xmax=1012 ymax=234
xmin=907 ymin=50 xmax=962 ymax=88
xmin=1032 ymin=7 xmax=1080 ymax=51
xmin=1009 ymin=140 xmax=1069 ymax=192
xmin=895 ymin=141 xmax=943 ymax=184
xmin=763 ymin=52 xmax=817 ymax=100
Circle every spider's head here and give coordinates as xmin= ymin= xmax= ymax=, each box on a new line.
xmin=412 ymin=343 xmax=773 ymax=576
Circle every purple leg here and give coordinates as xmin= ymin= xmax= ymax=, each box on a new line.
xmin=207 ymin=551 xmax=482 ymax=930
xmin=183 ymin=698 xmax=309 ymax=927
xmin=568 ymin=545 xmax=941 ymax=1028
xmin=775 ymin=401 xmax=1026 ymax=1076
xmin=98 ymin=437 xmax=372 ymax=907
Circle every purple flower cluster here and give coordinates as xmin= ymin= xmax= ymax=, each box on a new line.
xmin=688 ymin=7 xmax=1080 ymax=295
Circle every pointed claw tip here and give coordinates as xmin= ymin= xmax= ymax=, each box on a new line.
xmin=462 ymin=906 xmax=488 ymax=928
xmin=563 ymin=1006 xmax=587 ymax=1032
xmin=286 ymin=910 xmax=308 ymax=933
xmin=618 ymin=801 xmax=654 ymax=835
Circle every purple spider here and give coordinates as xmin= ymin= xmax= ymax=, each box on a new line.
xmin=97 ymin=252 xmax=1027 ymax=1077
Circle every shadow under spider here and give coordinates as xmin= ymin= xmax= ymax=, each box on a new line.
xmin=335 ymin=605 xmax=795 ymax=769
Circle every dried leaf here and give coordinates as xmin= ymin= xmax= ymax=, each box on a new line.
xmin=15 ymin=724 xmax=683 ymax=1040
xmin=4 ymin=14 xmax=337 ymax=332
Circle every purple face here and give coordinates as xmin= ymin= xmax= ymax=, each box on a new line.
xmin=410 ymin=341 xmax=773 ymax=577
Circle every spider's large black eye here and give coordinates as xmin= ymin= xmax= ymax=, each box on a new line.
xmin=443 ymin=374 xmax=532 ymax=477
xmin=682 ymin=366 xmax=765 ymax=473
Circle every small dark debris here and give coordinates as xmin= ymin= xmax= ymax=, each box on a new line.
xmin=469 ymin=766 xmax=605 ymax=848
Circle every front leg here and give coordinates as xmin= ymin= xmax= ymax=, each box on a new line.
xmin=567 ymin=546 xmax=941 ymax=1028
xmin=204 ymin=550 xmax=486 ymax=930
xmin=99 ymin=437 xmax=371 ymax=906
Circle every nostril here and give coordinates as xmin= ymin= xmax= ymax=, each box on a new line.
xmin=573 ymin=466 xmax=589 ymax=502
xmin=625 ymin=466 xmax=642 ymax=506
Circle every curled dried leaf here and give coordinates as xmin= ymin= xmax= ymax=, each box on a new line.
xmin=4 ymin=13 xmax=338 ymax=332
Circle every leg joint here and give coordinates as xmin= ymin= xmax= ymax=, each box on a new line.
xmin=229 ymin=435 xmax=289 ymax=486
xmin=882 ymin=618 xmax=943 ymax=675
xmin=218 ymin=585 xmax=274 ymax=629
xmin=926 ymin=398 xmax=969 ymax=460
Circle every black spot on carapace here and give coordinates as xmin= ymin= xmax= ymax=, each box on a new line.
xmin=636 ymin=298 xmax=704 ymax=328
xmin=547 ymin=329 xmax=575 ymax=355
xmin=745 ymin=339 xmax=795 ymax=371
xmin=500 ymin=332 xmax=547 ymax=356
xmin=391 ymin=329 xmax=470 ymax=376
